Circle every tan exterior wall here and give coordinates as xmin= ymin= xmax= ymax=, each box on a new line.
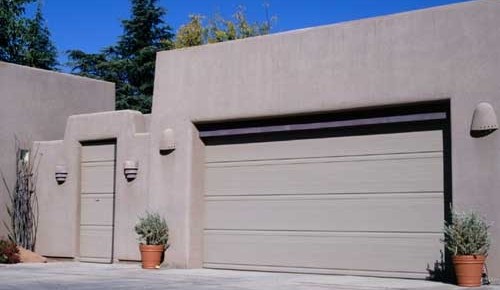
xmin=35 ymin=111 xmax=151 ymax=261
xmin=149 ymin=0 xmax=500 ymax=277
xmin=31 ymin=0 xmax=500 ymax=281
xmin=0 ymin=62 xmax=114 ymax=238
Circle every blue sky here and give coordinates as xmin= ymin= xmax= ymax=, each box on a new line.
xmin=30 ymin=0 xmax=471 ymax=68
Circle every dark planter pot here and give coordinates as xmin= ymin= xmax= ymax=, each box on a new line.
xmin=139 ymin=244 xmax=165 ymax=269
xmin=452 ymin=255 xmax=486 ymax=287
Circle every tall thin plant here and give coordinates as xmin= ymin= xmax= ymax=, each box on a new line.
xmin=1 ymin=138 xmax=40 ymax=251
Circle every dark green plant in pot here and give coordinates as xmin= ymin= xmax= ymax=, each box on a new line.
xmin=444 ymin=210 xmax=490 ymax=256
xmin=443 ymin=209 xmax=491 ymax=287
xmin=135 ymin=212 xmax=169 ymax=246
xmin=134 ymin=211 xmax=169 ymax=269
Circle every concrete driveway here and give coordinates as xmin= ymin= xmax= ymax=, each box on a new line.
xmin=0 ymin=262 xmax=498 ymax=290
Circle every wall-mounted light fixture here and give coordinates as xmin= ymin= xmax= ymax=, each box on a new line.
xmin=123 ymin=160 xmax=139 ymax=182
xmin=55 ymin=165 xmax=68 ymax=185
xmin=159 ymin=128 xmax=175 ymax=155
xmin=471 ymin=102 xmax=498 ymax=138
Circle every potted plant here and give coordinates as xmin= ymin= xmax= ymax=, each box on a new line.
xmin=443 ymin=209 xmax=491 ymax=287
xmin=134 ymin=212 xmax=169 ymax=269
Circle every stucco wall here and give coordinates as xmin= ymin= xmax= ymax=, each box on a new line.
xmin=0 ymin=62 xmax=114 ymax=238
xmin=35 ymin=111 xmax=151 ymax=261
xmin=150 ymin=0 xmax=500 ymax=278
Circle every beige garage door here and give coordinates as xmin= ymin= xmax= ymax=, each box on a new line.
xmin=204 ymin=130 xmax=444 ymax=278
xmin=80 ymin=143 xmax=116 ymax=263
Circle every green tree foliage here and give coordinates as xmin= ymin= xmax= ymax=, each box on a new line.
xmin=175 ymin=5 xmax=275 ymax=49
xmin=68 ymin=2 xmax=274 ymax=113
xmin=174 ymin=14 xmax=204 ymax=48
xmin=23 ymin=1 xmax=58 ymax=69
xmin=0 ymin=0 xmax=31 ymax=63
xmin=0 ymin=0 xmax=57 ymax=69
xmin=68 ymin=0 xmax=174 ymax=113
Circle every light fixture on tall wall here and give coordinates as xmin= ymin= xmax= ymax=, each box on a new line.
xmin=471 ymin=102 xmax=498 ymax=138
xmin=55 ymin=165 xmax=68 ymax=185
xmin=159 ymin=128 xmax=175 ymax=155
xmin=124 ymin=160 xmax=139 ymax=182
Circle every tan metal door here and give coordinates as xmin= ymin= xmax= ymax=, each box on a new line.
xmin=203 ymin=130 xmax=444 ymax=279
xmin=80 ymin=143 xmax=116 ymax=263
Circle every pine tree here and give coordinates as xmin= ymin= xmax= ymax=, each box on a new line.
xmin=68 ymin=0 xmax=174 ymax=114
xmin=68 ymin=1 xmax=275 ymax=113
xmin=0 ymin=0 xmax=33 ymax=63
xmin=23 ymin=1 xmax=58 ymax=69
xmin=0 ymin=0 xmax=57 ymax=70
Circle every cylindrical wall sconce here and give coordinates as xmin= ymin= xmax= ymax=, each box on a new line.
xmin=471 ymin=102 xmax=498 ymax=138
xmin=55 ymin=165 xmax=68 ymax=185
xmin=123 ymin=160 xmax=139 ymax=182
xmin=159 ymin=128 xmax=175 ymax=155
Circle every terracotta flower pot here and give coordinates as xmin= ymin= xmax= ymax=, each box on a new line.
xmin=452 ymin=255 xmax=485 ymax=287
xmin=139 ymin=244 xmax=165 ymax=269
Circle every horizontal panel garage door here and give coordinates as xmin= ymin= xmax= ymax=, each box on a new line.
xmin=203 ymin=130 xmax=444 ymax=279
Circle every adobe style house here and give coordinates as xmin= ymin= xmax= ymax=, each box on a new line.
xmin=13 ymin=0 xmax=500 ymax=281
xmin=0 ymin=62 xmax=114 ymax=237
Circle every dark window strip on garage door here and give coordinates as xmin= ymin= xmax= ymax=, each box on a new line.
xmin=196 ymin=100 xmax=452 ymax=280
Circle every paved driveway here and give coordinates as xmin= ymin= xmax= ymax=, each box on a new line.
xmin=0 ymin=262 xmax=498 ymax=290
